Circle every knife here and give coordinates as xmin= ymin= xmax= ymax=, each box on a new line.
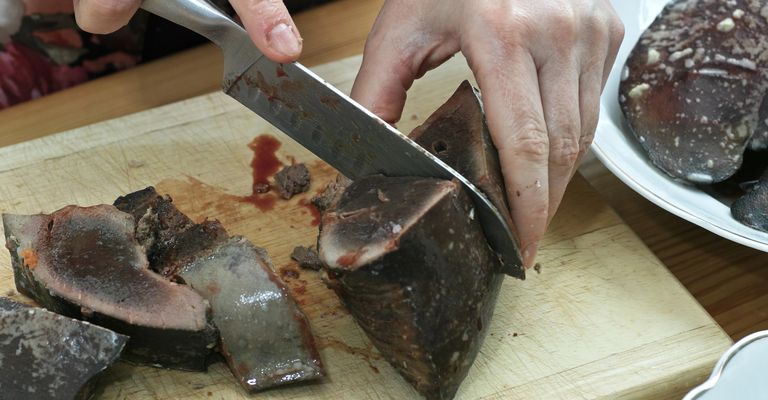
xmin=140 ymin=0 xmax=524 ymax=279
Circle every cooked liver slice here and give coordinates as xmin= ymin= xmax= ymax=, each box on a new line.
xmin=115 ymin=186 xmax=324 ymax=392
xmin=2 ymin=205 xmax=217 ymax=371
xmin=619 ymin=0 xmax=768 ymax=184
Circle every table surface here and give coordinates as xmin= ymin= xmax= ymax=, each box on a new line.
xmin=0 ymin=0 xmax=765 ymax=348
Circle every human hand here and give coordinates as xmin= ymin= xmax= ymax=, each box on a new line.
xmin=351 ymin=0 xmax=624 ymax=268
xmin=72 ymin=0 xmax=303 ymax=63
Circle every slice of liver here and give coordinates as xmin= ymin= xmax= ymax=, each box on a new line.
xmin=0 ymin=297 xmax=127 ymax=400
xmin=114 ymin=187 xmax=324 ymax=392
xmin=2 ymin=205 xmax=217 ymax=370
xmin=179 ymin=237 xmax=324 ymax=391
xmin=619 ymin=0 xmax=768 ymax=184
xmin=319 ymin=176 xmax=503 ymax=400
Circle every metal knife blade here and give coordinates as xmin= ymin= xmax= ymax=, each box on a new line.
xmin=140 ymin=0 xmax=524 ymax=278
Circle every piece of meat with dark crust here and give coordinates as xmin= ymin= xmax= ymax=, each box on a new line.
xmin=0 ymin=298 xmax=127 ymax=400
xmin=619 ymin=0 xmax=768 ymax=184
xmin=114 ymin=187 xmax=228 ymax=277
xmin=318 ymin=176 xmax=503 ymax=400
xmin=291 ymin=245 xmax=324 ymax=270
xmin=274 ymin=163 xmax=311 ymax=199
xmin=2 ymin=205 xmax=218 ymax=371
xmin=115 ymin=186 xmax=324 ymax=392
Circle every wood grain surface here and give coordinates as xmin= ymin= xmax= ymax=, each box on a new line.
xmin=0 ymin=54 xmax=731 ymax=399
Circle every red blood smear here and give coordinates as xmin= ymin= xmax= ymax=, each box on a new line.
xmin=276 ymin=65 xmax=287 ymax=78
xmin=249 ymin=135 xmax=283 ymax=193
xmin=240 ymin=135 xmax=283 ymax=211
xmin=294 ymin=285 xmax=307 ymax=295
xmin=298 ymin=199 xmax=321 ymax=226
xmin=240 ymin=194 xmax=277 ymax=211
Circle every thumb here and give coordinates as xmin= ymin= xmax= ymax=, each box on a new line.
xmin=230 ymin=0 xmax=302 ymax=63
xmin=73 ymin=0 xmax=141 ymax=34
xmin=350 ymin=34 xmax=415 ymax=124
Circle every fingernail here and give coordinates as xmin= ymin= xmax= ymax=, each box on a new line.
xmin=268 ymin=23 xmax=301 ymax=57
xmin=522 ymin=242 xmax=538 ymax=269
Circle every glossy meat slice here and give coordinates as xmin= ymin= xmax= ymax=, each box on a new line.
xmin=2 ymin=206 xmax=217 ymax=370
xmin=0 ymin=297 xmax=127 ymax=400
xmin=318 ymin=176 xmax=503 ymax=400
xmin=114 ymin=187 xmax=324 ymax=392
xmin=179 ymin=237 xmax=324 ymax=391
xmin=619 ymin=0 xmax=768 ymax=183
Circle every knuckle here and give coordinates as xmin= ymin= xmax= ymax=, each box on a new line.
xmin=508 ymin=119 xmax=550 ymax=160
xmin=550 ymin=133 xmax=580 ymax=166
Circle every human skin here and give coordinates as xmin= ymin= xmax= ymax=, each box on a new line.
xmin=73 ymin=0 xmax=624 ymax=268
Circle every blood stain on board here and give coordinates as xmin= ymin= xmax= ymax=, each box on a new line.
xmin=298 ymin=199 xmax=321 ymax=226
xmin=248 ymin=134 xmax=283 ymax=193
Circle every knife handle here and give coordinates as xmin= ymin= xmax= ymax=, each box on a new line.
xmin=140 ymin=0 xmax=245 ymax=49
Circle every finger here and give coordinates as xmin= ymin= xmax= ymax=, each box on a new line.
xmin=467 ymin=45 xmax=549 ymax=269
xmin=73 ymin=0 xmax=140 ymax=34
xmin=539 ymin=59 xmax=581 ymax=225
xmin=601 ymin=5 xmax=625 ymax=88
xmin=229 ymin=0 xmax=302 ymax=63
xmin=351 ymin=4 xmax=458 ymax=123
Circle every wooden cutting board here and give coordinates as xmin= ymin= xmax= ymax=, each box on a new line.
xmin=0 ymin=55 xmax=731 ymax=400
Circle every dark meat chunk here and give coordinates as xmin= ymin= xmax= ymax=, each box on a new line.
xmin=291 ymin=245 xmax=324 ymax=270
xmin=274 ymin=163 xmax=311 ymax=199
xmin=318 ymin=176 xmax=503 ymax=400
xmin=179 ymin=237 xmax=324 ymax=391
xmin=114 ymin=187 xmax=228 ymax=277
xmin=619 ymin=0 xmax=768 ymax=184
xmin=409 ymin=81 xmax=514 ymax=238
xmin=2 ymin=206 xmax=218 ymax=371
xmin=115 ymin=186 xmax=324 ymax=392
xmin=311 ymin=174 xmax=352 ymax=213
xmin=732 ymin=169 xmax=768 ymax=232
xmin=0 ymin=298 xmax=127 ymax=400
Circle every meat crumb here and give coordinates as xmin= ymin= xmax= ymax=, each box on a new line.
xmin=274 ymin=164 xmax=311 ymax=199
xmin=533 ymin=263 xmax=542 ymax=274
xmin=291 ymin=245 xmax=324 ymax=270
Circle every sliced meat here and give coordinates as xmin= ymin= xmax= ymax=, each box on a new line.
xmin=732 ymin=169 xmax=768 ymax=231
xmin=0 ymin=297 xmax=127 ymax=400
xmin=619 ymin=0 xmax=768 ymax=184
xmin=115 ymin=187 xmax=324 ymax=392
xmin=179 ymin=237 xmax=324 ymax=392
xmin=291 ymin=245 xmax=324 ymax=270
xmin=318 ymin=176 xmax=503 ymax=400
xmin=274 ymin=163 xmax=311 ymax=199
xmin=2 ymin=206 xmax=217 ymax=371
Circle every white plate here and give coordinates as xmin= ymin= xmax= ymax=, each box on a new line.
xmin=595 ymin=0 xmax=768 ymax=251
xmin=684 ymin=331 xmax=768 ymax=400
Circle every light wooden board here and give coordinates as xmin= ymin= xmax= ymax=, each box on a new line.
xmin=0 ymin=55 xmax=732 ymax=399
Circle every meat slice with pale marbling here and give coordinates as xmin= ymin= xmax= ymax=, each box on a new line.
xmin=2 ymin=205 xmax=217 ymax=371
xmin=619 ymin=0 xmax=768 ymax=184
